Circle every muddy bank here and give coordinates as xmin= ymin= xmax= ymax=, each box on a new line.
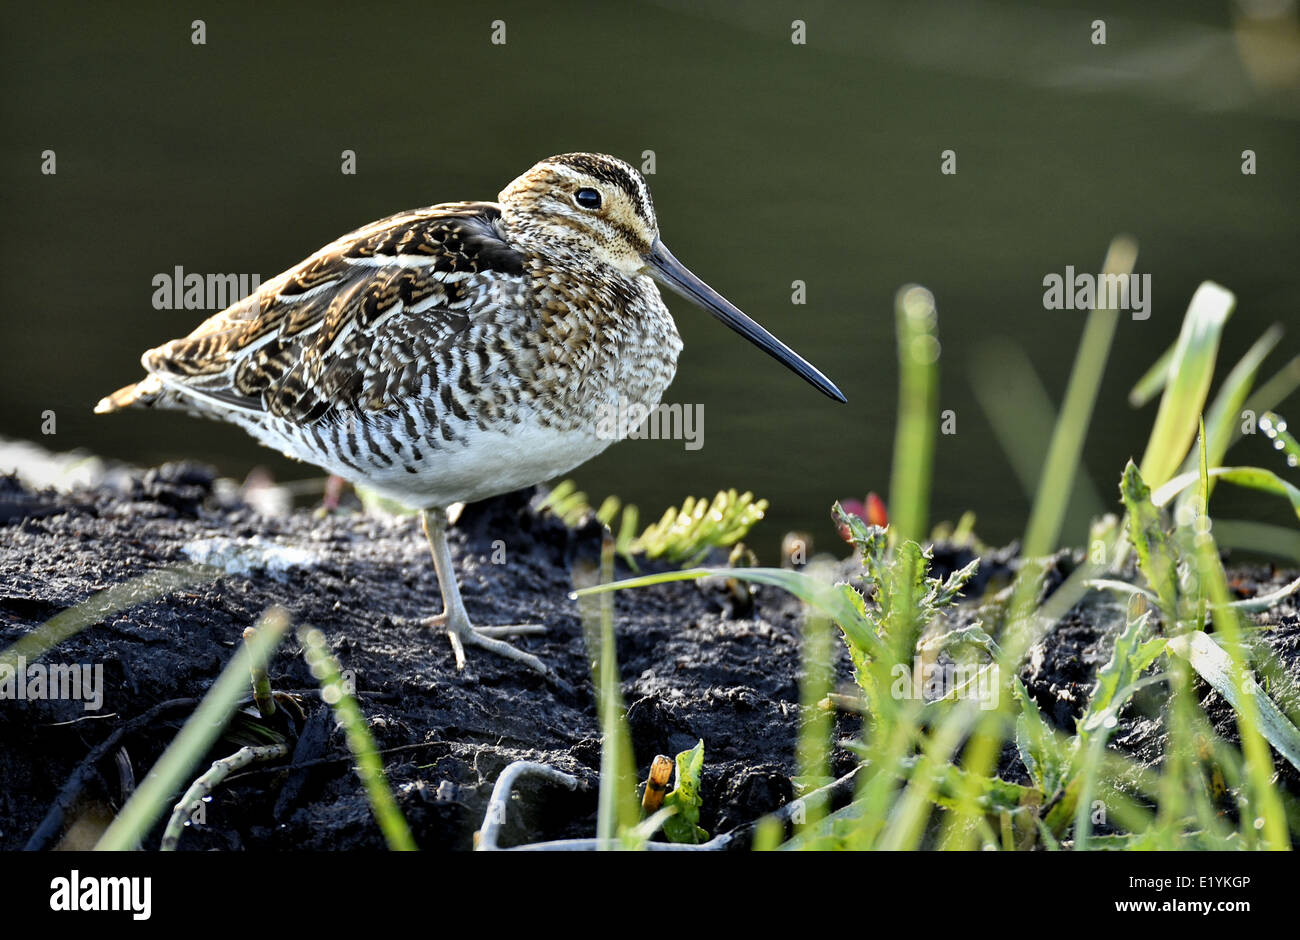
xmin=0 ymin=464 xmax=1297 ymax=850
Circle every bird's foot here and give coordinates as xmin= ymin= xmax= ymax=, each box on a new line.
xmin=472 ymin=624 xmax=547 ymax=638
xmin=427 ymin=613 xmax=550 ymax=676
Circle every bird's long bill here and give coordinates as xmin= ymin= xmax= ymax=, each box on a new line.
xmin=645 ymin=240 xmax=846 ymax=403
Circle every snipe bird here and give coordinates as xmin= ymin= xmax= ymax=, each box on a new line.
xmin=97 ymin=153 xmax=845 ymax=677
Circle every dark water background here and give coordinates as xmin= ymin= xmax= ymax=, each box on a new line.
xmin=3 ymin=1 xmax=1297 ymax=560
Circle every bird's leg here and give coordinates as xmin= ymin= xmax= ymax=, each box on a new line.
xmin=321 ymin=473 xmax=347 ymax=512
xmin=419 ymin=508 xmax=549 ymax=676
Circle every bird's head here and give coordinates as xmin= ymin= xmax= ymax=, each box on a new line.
xmin=499 ymin=152 xmax=658 ymax=275
xmin=500 ymin=152 xmax=845 ymax=403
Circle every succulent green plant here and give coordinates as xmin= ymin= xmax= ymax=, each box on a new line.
xmin=539 ymin=481 xmax=768 ymax=566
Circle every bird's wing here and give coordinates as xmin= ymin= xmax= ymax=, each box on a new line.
xmin=141 ymin=202 xmax=528 ymax=424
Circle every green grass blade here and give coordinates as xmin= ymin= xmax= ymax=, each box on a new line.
xmin=796 ymin=572 xmax=836 ymax=835
xmin=1168 ymin=631 xmax=1300 ymax=773
xmin=1198 ymin=417 xmax=1210 ymax=521
xmin=1190 ymin=534 xmax=1291 ymax=848
xmin=1013 ymin=678 xmax=1066 ymax=796
xmin=1190 ymin=325 xmax=1283 ymax=475
xmin=889 ymin=285 xmax=940 ymax=543
xmin=575 ymin=532 xmax=640 ymax=846
xmin=942 ymin=241 xmax=1134 ymax=848
xmin=1152 ymin=466 xmax=1300 ymax=521
xmin=1052 ymin=611 xmax=1166 ymax=844
xmin=299 ymin=625 xmax=417 ymax=851
xmin=1129 ymin=342 xmax=1177 ymax=408
xmin=1022 ymin=236 xmax=1135 ymax=557
xmin=1138 ymin=282 xmax=1235 ymax=488
xmin=878 ymin=718 xmax=974 ymax=850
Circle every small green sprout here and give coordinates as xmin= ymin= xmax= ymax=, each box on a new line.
xmin=662 ymin=740 xmax=708 ymax=844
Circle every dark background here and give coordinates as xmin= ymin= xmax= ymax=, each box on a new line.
xmin=2 ymin=0 xmax=1297 ymax=559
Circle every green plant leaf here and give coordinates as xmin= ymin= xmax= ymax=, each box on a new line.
xmin=541 ymin=483 xmax=767 ymax=566
xmin=299 ymin=625 xmax=418 ymax=851
xmin=1184 ymin=325 xmax=1282 ymax=478
xmin=1167 ymin=631 xmax=1300 ymax=773
xmin=662 ymin=739 xmax=708 ymax=844
xmin=879 ymin=539 xmax=927 ymax=644
xmin=1120 ymin=461 xmax=1180 ymax=620
xmin=933 ymin=557 xmax=982 ymax=608
xmin=1081 ymin=611 xmax=1166 ymax=737
xmin=833 ymin=501 xmax=880 ymax=559
xmin=631 ymin=489 xmax=768 ymax=564
xmin=1013 ymin=678 xmax=1066 ymax=797
xmin=903 ymin=757 xmax=1038 ymax=815
xmin=1138 ymin=281 xmax=1235 ymax=488
xmin=840 ymin=584 xmax=878 ymax=703
xmin=1151 ymin=466 xmax=1300 ymax=521
xmin=1043 ymin=611 xmax=1166 ymax=841
xmin=1129 ymin=343 xmax=1178 ymax=408
xmin=919 ymin=624 xmax=1002 ymax=660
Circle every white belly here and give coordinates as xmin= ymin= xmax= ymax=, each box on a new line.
xmin=350 ymin=422 xmax=615 ymax=508
xmin=241 ymin=407 xmax=619 ymax=510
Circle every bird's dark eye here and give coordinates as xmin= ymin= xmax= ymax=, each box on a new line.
xmin=574 ymin=188 xmax=602 ymax=210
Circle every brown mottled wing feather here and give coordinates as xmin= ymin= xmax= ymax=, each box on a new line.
xmin=141 ymin=202 xmax=525 ymax=425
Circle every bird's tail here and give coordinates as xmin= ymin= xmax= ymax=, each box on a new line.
xmin=94 ymin=374 xmax=166 ymax=414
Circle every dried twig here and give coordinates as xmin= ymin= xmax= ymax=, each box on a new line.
xmin=160 ymin=743 xmax=290 ymax=851
xmin=476 ymin=761 xmax=581 ymax=851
